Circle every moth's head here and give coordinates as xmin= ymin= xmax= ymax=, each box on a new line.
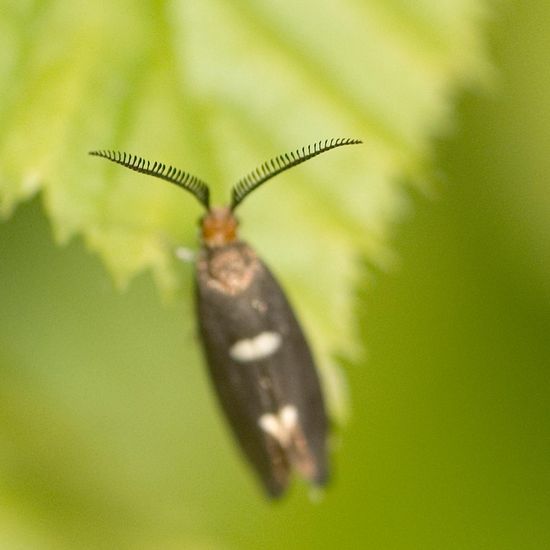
xmin=200 ymin=206 xmax=238 ymax=248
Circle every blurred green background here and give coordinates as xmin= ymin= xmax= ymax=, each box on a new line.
xmin=1 ymin=1 xmax=550 ymax=549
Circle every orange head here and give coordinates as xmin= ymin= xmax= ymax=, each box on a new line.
xmin=200 ymin=206 xmax=239 ymax=248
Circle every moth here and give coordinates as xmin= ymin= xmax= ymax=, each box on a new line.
xmin=90 ymin=137 xmax=361 ymax=497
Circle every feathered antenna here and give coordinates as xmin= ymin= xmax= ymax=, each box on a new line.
xmin=89 ymin=150 xmax=210 ymax=210
xmin=230 ymin=137 xmax=362 ymax=210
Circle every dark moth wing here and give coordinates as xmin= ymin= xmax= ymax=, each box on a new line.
xmin=195 ymin=241 xmax=328 ymax=497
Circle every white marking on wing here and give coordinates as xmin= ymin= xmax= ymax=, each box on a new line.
xmin=280 ymin=405 xmax=298 ymax=431
xmin=258 ymin=405 xmax=299 ymax=446
xmin=258 ymin=414 xmax=282 ymax=441
xmin=230 ymin=331 xmax=282 ymax=362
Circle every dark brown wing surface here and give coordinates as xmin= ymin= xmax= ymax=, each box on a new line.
xmin=195 ymin=241 xmax=328 ymax=497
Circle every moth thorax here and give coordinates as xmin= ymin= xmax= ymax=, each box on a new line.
xmin=201 ymin=206 xmax=239 ymax=248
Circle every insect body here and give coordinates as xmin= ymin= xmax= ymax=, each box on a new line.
xmin=90 ymin=138 xmax=361 ymax=497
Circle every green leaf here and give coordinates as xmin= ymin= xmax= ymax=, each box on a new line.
xmin=0 ymin=0 xmax=489 ymax=420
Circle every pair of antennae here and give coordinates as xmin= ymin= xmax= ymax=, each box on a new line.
xmin=89 ymin=137 xmax=362 ymax=211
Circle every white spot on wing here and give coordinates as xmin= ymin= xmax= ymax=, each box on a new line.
xmin=258 ymin=405 xmax=298 ymax=446
xmin=280 ymin=405 xmax=298 ymax=431
xmin=230 ymin=331 xmax=282 ymax=363
xmin=258 ymin=414 xmax=281 ymax=441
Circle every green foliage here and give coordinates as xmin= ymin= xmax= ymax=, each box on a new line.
xmin=0 ymin=3 xmax=488 ymax=413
